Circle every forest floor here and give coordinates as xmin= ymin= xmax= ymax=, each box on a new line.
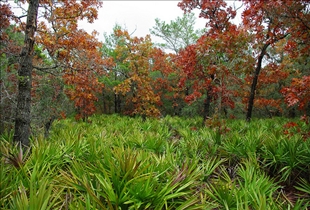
xmin=1 ymin=115 xmax=310 ymax=209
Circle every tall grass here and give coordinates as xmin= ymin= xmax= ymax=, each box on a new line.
xmin=1 ymin=115 xmax=309 ymax=209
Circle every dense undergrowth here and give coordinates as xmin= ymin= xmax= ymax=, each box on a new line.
xmin=1 ymin=115 xmax=310 ymax=209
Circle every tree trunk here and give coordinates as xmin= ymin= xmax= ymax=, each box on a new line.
xmin=246 ymin=43 xmax=270 ymax=122
xmin=13 ymin=0 xmax=39 ymax=147
xmin=44 ymin=116 xmax=55 ymax=139
xmin=203 ymin=87 xmax=213 ymax=124
xmin=103 ymin=90 xmax=108 ymax=114
xmin=114 ymin=93 xmax=118 ymax=113
xmin=114 ymin=93 xmax=121 ymax=113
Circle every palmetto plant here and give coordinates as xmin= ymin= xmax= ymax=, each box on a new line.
xmin=237 ymin=160 xmax=280 ymax=209
xmin=1 ymin=115 xmax=309 ymax=209
xmin=9 ymin=164 xmax=64 ymax=210
xmin=295 ymin=178 xmax=310 ymax=204
xmin=261 ymin=134 xmax=309 ymax=186
xmin=204 ymin=165 xmax=238 ymax=210
xmin=1 ymin=141 xmax=65 ymax=209
xmin=2 ymin=141 xmax=30 ymax=169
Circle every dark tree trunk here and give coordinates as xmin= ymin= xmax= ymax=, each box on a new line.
xmin=246 ymin=43 xmax=270 ymax=122
xmin=44 ymin=116 xmax=55 ymax=139
xmin=102 ymin=90 xmax=106 ymax=113
xmin=13 ymin=0 xmax=39 ymax=147
xmin=114 ymin=93 xmax=121 ymax=113
xmin=114 ymin=93 xmax=117 ymax=113
xmin=203 ymin=74 xmax=216 ymax=124
xmin=203 ymin=87 xmax=213 ymax=124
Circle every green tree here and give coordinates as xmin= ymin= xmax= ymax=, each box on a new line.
xmin=0 ymin=24 xmax=24 ymax=135
xmin=150 ymin=13 xmax=204 ymax=53
xmin=100 ymin=24 xmax=131 ymax=114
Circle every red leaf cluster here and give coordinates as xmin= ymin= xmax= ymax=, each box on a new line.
xmin=281 ymin=76 xmax=310 ymax=111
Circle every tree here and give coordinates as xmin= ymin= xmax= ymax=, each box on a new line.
xmin=279 ymin=0 xmax=310 ymax=116
xmin=57 ymin=30 xmax=106 ymax=121
xmin=13 ymin=0 xmax=39 ymax=147
xmin=178 ymin=0 xmax=309 ymax=121
xmin=150 ymin=48 xmax=186 ymax=116
xmin=0 ymin=4 xmax=23 ymax=135
xmin=178 ymin=0 xmax=238 ymax=34
xmin=177 ymin=0 xmax=252 ymax=122
xmin=177 ymin=27 xmax=251 ymax=122
xmin=150 ymin=13 xmax=205 ymax=116
xmin=100 ymin=24 xmax=131 ymax=114
xmin=281 ymin=76 xmax=310 ymax=114
xmin=241 ymin=0 xmax=291 ymax=121
xmin=6 ymin=0 xmax=103 ymax=146
xmin=150 ymin=12 xmax=204 ymax=53
xmin=34 ymin=1 xmax=103 ymax=121
xmin=112 ymin=29 xmax=161 ymax=119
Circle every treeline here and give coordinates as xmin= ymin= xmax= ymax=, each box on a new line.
xmin=0 ymin=1 xmax=309 ymax=146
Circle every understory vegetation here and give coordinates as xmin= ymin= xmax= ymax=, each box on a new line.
xmin=1 ymin=115 xmax=310 ymax=209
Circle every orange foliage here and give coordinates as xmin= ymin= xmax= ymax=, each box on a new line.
xmin=112 ymin=30 xmax=161 ymax=118
xmin=33 ymin=0 xmax=104 ymax=120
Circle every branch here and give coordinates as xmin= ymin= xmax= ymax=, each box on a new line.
xmin=10 ymin=14 xmax=28 ymax=20
xmin=233 ymin=0 xmax=244 ymax=12
xmin=0 ymin=82 xmax=17 ymax=105
xmin=274 ymin=32 xmax=290 ymax=43
xmin=33 ymin=65 xmax=59 ymax=76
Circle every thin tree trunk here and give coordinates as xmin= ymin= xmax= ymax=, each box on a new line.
xmin=102 ymin=90 xmax=106 ymax=113
xmin=117 ymin=95 xmax=121 ymax=113
xmin=44 ymin=116 xmax=55 ymax=139
xmin=13 ymin=0 xmax=39 ymax=147
xmin=203 ymin=87 xmax=213 ymax=124
xmin=114 ymin=93 xmax=118 ymax=113
xmin=246 ymin=43 xmax=270 ymax=122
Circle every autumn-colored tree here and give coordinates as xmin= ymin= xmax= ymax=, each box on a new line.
xmin=150 ymin=13 xmax=205 ymax=116
xmin=278 ymin=2 xmax=310 ymax=139
xmin=244 ymin=38 xmax=291 ymax=117
xmin=241 ymin=0 xmax=297 ymax=121
xmin=278 ymin=1 xmax=310 ymax=116
xmin=148 ymin=47 xmax=186 ymax=116
xmin=33 ymin=1 xmax=104 ymax=121
xmin=177 ymin=0 xmax=252 ymax=122
xmin=178 ymin=0 xmax=238 ymax=34
xmin=0 ymin=4 xmax=19 ymax=52
xmin=179 ymin=0 xmax=309 ymax=121
xmin=240 ymin=0 xmax=309 ymax=118
xmin=248 ymin=63 xmax=289 ymax=117
xmin=2 ymin=0 xmax=103 ymax=146
xmin=177 ymin=27 xmax=251 ymax=121
xmin=112 ymin=29 xmax=161 ymax=119
xmin=59 ymin=31 xmax=106 ymax=121
xmin=281 ymin=76 xmax=310 ymax=114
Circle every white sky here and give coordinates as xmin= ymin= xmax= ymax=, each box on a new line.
xmin=78 ymin=1 xmax=207 ymax=43
xmin=79 ymin=1 xmax=243 ymax=43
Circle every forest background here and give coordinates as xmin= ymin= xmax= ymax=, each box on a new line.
xmin=1 ymin=0 xmax=310 ymax=209
xmin=0 ymin=0 xmax=309 ymax=147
